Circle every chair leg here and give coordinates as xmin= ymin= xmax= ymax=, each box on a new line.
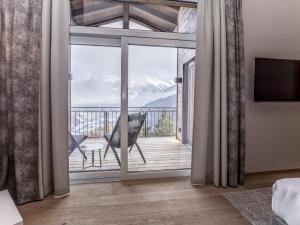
xmin=82 ymin=152 xmax=86 ymax=170
xmin=104 ymin=144 xmax=110 ymax=159
xmin=99 ymin=149 xmax=102 ymax=167
xmin=129 ymin=145 xmax=134 ymax=153
xmin=135 ymin=143 xmax=146 ymax=164
xmin=79 ymin=148 xmax=87 ymax=160
xmin=111 ymin=146 xmax=121 ymax=166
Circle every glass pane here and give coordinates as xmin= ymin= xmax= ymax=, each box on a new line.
xmin=99 ymin=19 xmax=152 ymax=30
xmin=69 ymin=45 xmax=121 ymax=172
xmin=70 ymin=0 xmax=197 ymax=34
xmin=129 ymin=20 xmax=152 ymax=31
xmin=100 ymin=20 xmax=123 ymax=29
xmin=127 ymin=45 xmax=193 ymax=173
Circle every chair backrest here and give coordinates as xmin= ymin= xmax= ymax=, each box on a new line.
xmin=109 ymin=113 xmax=147 ymax=148
xmin=68 ymin=132 xmax=88 ymax=154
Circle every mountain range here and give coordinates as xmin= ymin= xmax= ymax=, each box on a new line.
xmin=71 ymin=76 xmax=177 ymax=107
xmin=143 ymin=94 xmax=176 ymax=107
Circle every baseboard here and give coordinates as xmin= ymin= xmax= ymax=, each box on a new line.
xmin=246 ymin=168 xmax=300 ymax=176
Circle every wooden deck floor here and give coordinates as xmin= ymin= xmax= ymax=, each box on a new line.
xmin=69 ymin=137 xmax=192 ymax=172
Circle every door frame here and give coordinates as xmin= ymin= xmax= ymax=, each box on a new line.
xmin=182 ymin=57 xmax=195 ymax=144
xmin=69 ymin=26 xmax=196 ymax=182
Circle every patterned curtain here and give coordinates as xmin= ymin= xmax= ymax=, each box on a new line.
xmin=0 ymin=0 xmax=42 ymax=204
xmin=0 ymin=151 xmax=7 ymax=189
xmin=225 ymin=0 xmax=245 ymax=187
xmin=0 ymin=0 xmax=71 ymax=203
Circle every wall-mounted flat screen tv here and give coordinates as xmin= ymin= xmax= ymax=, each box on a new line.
xmin=254 ymin=58 xmax=300 ymax=101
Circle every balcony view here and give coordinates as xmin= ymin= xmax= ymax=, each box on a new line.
xmin=69 ymin=44 xmax=194 ymax=173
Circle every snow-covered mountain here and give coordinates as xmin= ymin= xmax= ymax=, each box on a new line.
xmin=129 ymin=77 xmax=174 ymax=94
xmin=72 ymin=76 xmax=176 ymax=107
xmin=128 ymin=77 xmax=176 ymax=107
xmin=143 ymin=94 xmax=176 ymax=107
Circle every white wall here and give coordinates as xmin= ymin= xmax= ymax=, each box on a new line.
xmin=243 ymin=0 xmax=300 ymax=172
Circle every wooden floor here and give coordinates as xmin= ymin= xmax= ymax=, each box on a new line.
xmin=18 ymin=170 xmax=300 ymax=225
xmin=69 ymin=137 xmax=192 ymax=172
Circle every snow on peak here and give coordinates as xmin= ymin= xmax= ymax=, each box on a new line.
xmin=129 ymin=77 xmax=175 ymax=95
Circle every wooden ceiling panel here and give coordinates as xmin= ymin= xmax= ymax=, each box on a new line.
xmin=70 ymin=0 xmax=192 ymax=31
xmin=131 ymin=3 xmax=179 ymax=25
xmin=129 ymin=6 xmax=177 ymax=32
xmin=72 ymin=5 xmax=123 ymax=26
xmin=71 ymin=0 xmax=121 ymax=11
xmin=71 ymin=0 xmax=122 ymax=17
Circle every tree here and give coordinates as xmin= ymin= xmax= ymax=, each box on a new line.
xmin=154 ymin=112 xmax=172 ymax=136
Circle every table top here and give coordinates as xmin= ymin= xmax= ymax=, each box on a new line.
xmin=81 ymin=144 xmax=104 ymax=151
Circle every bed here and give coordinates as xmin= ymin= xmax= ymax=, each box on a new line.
xmin=0 ymin=190 xmax=23 ymax=225
xmin=272 ymin=178 xmax=300 ymax=225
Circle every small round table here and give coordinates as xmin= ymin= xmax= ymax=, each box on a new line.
xmin=81 ymin=144 xmax=104 ymax=170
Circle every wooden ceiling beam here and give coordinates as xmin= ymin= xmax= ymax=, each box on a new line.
xmin=131 ymin=3 xmax=178 ymax=25
xmin=130 ymin=6 xmax=177 ymax=32
xmin=115 ymin=0 xmax=197 ymax=8
xmin=123 ymin=2 xmax=130 ymax=29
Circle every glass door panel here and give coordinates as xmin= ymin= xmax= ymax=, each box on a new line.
xmin=69 ymin=45 xmax=121 ymax=173
xmin=126 ymin=44 xmax=191 ymax=173
xmin=69 ymin=36 xmax=195 ymax=181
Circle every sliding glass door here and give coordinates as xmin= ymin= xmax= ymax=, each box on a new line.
xmin=69 ymin=37 xmax=123 ymax=180
xmin=127 ymin=45 xmax=182 ymax=173
xmin=120 ymin=37 xmax=195 ymax=179
xmin=68 ymin=31 xmax=196 ymax=181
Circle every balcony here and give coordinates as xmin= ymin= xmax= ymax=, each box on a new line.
xmin=69 ymin=137 xmax=192 ymax=172
xmin=69 ymin=107 xmax=192 ymax=172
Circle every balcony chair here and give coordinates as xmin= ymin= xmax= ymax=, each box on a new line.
xmin=68 ymin=132 xmax=88 ymax=160
xmin=103 ymin=112 xmax=147 ymax=166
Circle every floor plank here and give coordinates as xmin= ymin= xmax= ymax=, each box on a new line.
xmin=18 ymin=171 xmax=300 ymax=225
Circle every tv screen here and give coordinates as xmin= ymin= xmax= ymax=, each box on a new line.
xmin=254 ymin=58 xmax=300 ymax=101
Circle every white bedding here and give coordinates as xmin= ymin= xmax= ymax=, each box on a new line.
xmin=0 ymin=190 xmax=23 ymax=225
xmin=272 ymin=178 xmax=300 ymax=225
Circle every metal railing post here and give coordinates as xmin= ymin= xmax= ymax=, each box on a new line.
xmin=144 ymin=110 xmax=147 ymax=138
xmin=104 ymin=111 xmax=108 ymax=135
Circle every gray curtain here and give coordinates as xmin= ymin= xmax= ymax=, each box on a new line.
xmin=0 ymin=0 xmax=70 ymax=204
xmin=191 ymin=0 xmax=245 ymax=187
xmin=40 ymin=0 xmax=70 ymax=198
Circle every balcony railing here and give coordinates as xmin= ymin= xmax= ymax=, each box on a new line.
xmin=70 ymin=107 xmax=176 ymax=138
